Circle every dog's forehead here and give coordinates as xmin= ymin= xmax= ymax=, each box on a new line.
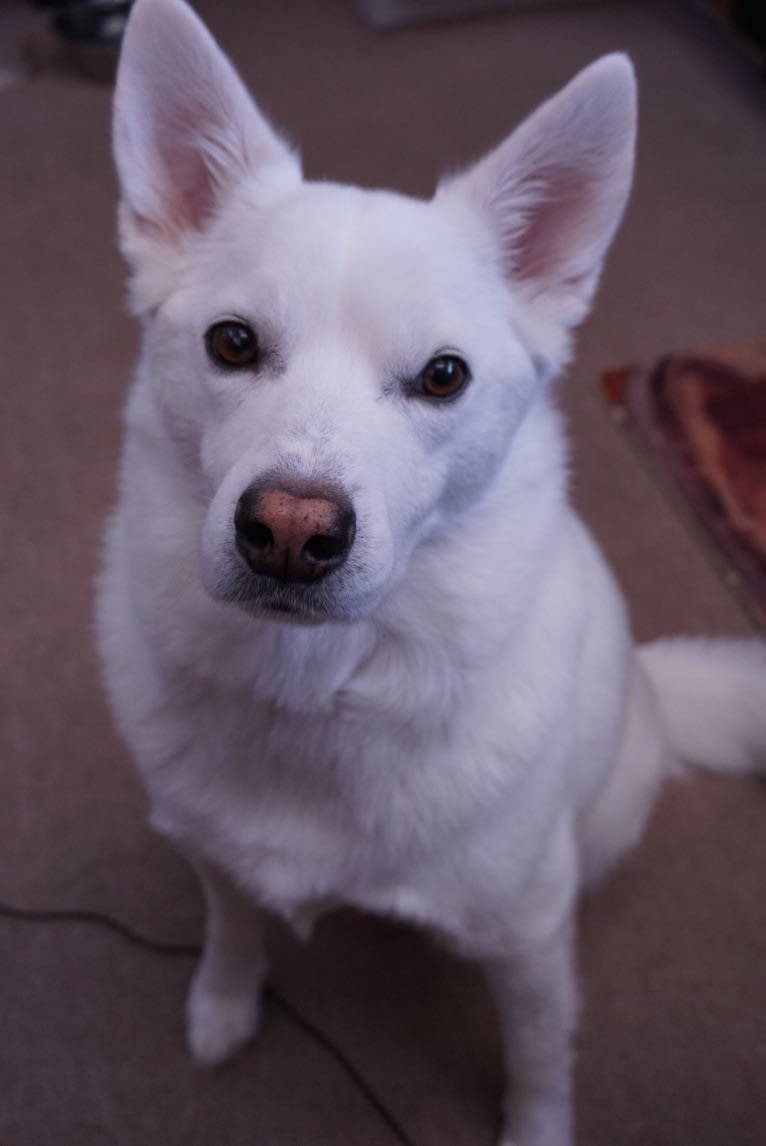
xmin=201 ymin=177 xmax=501 ymax=357
xmin=228 ymin=179 xmax=484 ymax=301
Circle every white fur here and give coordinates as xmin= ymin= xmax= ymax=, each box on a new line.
xmin=97 ymin=3 xmax=766 ymax=1143
xmin=639 ymin=637 xmax=766 ymax=775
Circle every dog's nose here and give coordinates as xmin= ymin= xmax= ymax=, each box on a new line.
xmin=234 ymin=483 xmax=356 ymax=583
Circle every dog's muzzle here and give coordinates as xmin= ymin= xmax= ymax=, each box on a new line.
xmin=234 ymin=480 xmax=356 ymax=585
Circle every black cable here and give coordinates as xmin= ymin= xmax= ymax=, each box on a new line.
xmin=0 ymin=902 xmax=201 ymax=956
xmin=0 ymin=900 xmax=419 ymax=1146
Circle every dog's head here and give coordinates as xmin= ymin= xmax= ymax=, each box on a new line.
xmin=113 ymin=0 xmax=636 ymax=623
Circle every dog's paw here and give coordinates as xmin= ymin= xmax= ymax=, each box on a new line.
xmin=498 ymin=1092 xmax=573 ymax=1146
xmin=186 ymin=978 xmax=261 ymax=1068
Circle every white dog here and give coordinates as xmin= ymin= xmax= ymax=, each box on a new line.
xmin=97 ymin=1 xmax=766 ymax=1142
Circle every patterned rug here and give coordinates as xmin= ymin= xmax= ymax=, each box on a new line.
xmin=602 ymin=341 xmax=766 ymax=628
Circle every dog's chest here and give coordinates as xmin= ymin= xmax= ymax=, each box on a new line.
xmin=154 ymin=773 xmax=436 ymax=937
xmin=153 ymin=701 xmax=437 ymax=894
xmin=148 ymin=677 xmax=550 ymax=937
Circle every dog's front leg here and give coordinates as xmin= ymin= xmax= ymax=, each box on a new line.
xmin=481 ymin=819 xmax=580 ymax=1146
xmin=184 ymin=856 xmax=268 ymax=1068
xmin=484 ymin=912 xmax=578 ymax=1146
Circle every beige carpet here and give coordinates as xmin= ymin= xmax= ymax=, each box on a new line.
xmin=1 ymin=2 xmax=765 ymax=1144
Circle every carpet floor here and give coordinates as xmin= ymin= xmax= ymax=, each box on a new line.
xmin=1 ymin=2 xmax=765 ymax=1144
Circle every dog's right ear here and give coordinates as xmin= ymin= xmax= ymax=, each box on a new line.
xmin=113 ymin=0 xmax=299 ymax=288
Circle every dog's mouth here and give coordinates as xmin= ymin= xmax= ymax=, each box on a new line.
xmin=250 ymin=596 xmax=327 ymax=624
xmin=208 ymin=560 xmax=350 ymax=625
xmin=238 ymin=586 xmax=332 ymax=624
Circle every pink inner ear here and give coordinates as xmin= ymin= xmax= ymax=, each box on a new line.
xmin=163 ymin=142 xmax=218 ymax=234
xmin=510 ymin=164 xmax=598 ymax=289
xmin=118 ymin=93 xmax=228 ymax=240
xmin=148 ymin=88 xmax=232 ymax=235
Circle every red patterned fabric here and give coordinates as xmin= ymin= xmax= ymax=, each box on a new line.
xmin=603 ymin=343 xmax=766 ymax=616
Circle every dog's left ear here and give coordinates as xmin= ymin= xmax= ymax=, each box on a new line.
xmin=437 ymin=55 xmax=636 ymax=336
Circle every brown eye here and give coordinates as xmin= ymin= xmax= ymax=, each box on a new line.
xmin=418 ymin=354 xmax=470 ymax=400
xmin=206 ymin=320 xmax=259 ymax=369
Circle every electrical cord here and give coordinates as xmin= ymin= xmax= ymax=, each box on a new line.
xmin=0 ymin=900 xmax=419 ymax=1146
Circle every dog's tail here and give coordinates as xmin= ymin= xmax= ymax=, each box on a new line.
xmin=638 ymin=637 xmax=766 ymax=775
